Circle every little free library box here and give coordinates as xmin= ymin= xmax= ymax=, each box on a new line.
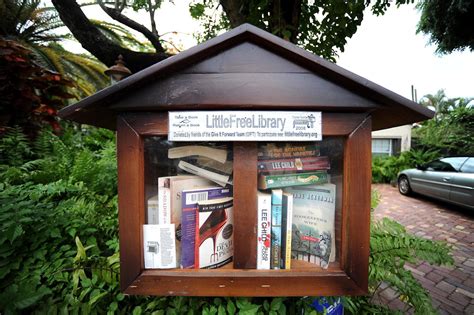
xmin=59 ymin=24 xmax=433 ymax=297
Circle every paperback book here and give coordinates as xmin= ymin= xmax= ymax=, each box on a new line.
xmin=258 ymin=171 xmax=329 ymax=190
xmin=257 ymin=192 xmax=272 ymax=269
xmin=258 ymin=143 xmax=320 ymax=160
xmin=181 ymin=186 xmax=232 ymax=268
xmin=281 ymin=192 xmax=293 ymax=269
xmin=143 ymin=224 xmax=177 ymax=269
xmin=257 ymin=156 xmax=330 ymax=173
xmin=284 ymin=183 xmax=336 ymax=269
xmin=196 ymin=197 xmax=234 ymax=269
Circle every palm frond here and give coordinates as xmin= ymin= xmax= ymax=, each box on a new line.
xmin=90 ymin=19 xmax=154 ymax=52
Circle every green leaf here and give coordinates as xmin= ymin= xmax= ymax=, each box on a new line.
xmin=270 ymin=298 xmax=283 ymax=311
xmin=7 ymin=225 xmax=23 ymax=243
xmin=14 ymin=286 xmax=51 ymax=309
xmin=226 ymin=299 xmax=236 ymax=314
xmin=133 ymin=306 xmax=143 ymax=315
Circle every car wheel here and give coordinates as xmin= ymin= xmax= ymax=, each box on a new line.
xmin=398 ymin=175 xmax=412 ymax=196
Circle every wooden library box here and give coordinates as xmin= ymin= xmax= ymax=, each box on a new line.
xmin=59 ymin=24 xmax=433 ymax=297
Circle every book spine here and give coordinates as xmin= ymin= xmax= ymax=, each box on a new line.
xmin=281 ymin=193 xmax=293 ymax=269
xmin=158 ymin=177 xmax=171 ymax=224
xmin=258 ymin=171 xmax=329 ymax=189
xmin=257 ymin=156 xmax=330 ymax=173
xmin=147 ymin=196 xmax=159 ymax=224
xmin=257 ymin=193 xmax=271 ymax=269
xmin=270 ymin=189 xmax=283 ymax=269
xmin=143 ymin=224 xmax=177 ymax=269
xmin=181 ymin=200 xmax=198 ymax=269
xmin=258 ymin=145 xmax=320 ymax=160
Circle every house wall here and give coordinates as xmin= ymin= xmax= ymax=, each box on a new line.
xmin=371 ymin=125 xmax=412 ymax=155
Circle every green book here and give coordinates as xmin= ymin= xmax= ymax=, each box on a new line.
xmin=258 ymin=171 xmax=328 ymax=190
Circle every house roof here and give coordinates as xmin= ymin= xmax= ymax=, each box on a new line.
xmin=58 ymin=23 xmax=434 ymax=131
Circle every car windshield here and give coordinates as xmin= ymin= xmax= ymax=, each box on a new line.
xmin=425 ymin=157 xmax=468 ymax=172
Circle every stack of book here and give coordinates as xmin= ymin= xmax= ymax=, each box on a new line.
xmin=256 ymin=143 xmax=336 ymax=270
xmin=144 ymin=145 xmax=234 ymax=270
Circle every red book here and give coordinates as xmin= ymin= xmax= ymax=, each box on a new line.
xmin=257 ymin=156 xmax=330 ymax=173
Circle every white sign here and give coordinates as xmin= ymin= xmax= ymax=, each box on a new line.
xmin=168 ymin=111 xmax=322 ymax=142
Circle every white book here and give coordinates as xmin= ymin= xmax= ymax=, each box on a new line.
xmin=257 ymin=192 xmax=272 ymax=269
xmin=143 ymin=224 xmax=177 ymax=269
xmin=157 ymin=177 xmax=171 ymax=224
xmin=168 ymin=145 xmax=228 ymax=163
xmin=178 ymin=160 xmax=232 ymax=187
xmin=147 ymin=196 xmax=159 ymax=224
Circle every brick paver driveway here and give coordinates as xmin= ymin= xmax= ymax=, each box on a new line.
xmin=373 ymin=184 xmax=474 ymax=314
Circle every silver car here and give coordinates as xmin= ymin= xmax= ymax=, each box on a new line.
xmin=398 ymin=157 xmax=474 ymax=210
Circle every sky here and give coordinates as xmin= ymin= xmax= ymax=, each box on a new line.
xmin=70 ymin=1 xmax=474 ymax=101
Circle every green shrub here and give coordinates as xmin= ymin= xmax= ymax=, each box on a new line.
xmin=372 ymin=149 xmax=439 ymax=184
xmin=413 ymin=106 xmax=474 ymax=156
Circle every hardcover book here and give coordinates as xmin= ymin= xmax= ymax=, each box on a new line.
xmin=157 ymin=176 xmax=214 ymax=264
xmin=143 ymin=224 xmax=177 ymax=269
xmin=281 ymin=192 xmax=293 ymax=269
xmin=257 ymin=192 xmax=272 ymax=269
xmin=258 ymin=171 xmax=329 ymax=190
xmin=284 ymin=183 xmax=336 ymax=269
xmin=258 ymin=143 xmax=320 ymax=160
xmin=181 ymin=186 xmax=232 ymax=268
xmin=257 ymin=156 xmax=330 ymax=173
xmin=270 ymin=189 xmax=283 ymax=269
xmin=196 ymin=197 xmax=234 ymax=269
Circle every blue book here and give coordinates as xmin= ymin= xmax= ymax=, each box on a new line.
xmin=271 ymin=189 xmax=283 ymax=269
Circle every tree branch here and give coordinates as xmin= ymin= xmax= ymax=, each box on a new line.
xmin=51 ymin=0 xmax=169 ymax=73
xmin=219 ymin=0 xmax=247 ymax=27
xmin=98 ymin=0 xmax=165 ymax=53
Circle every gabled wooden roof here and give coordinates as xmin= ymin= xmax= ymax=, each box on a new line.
xmin=59 ymin=23 xmax=433 ymax=130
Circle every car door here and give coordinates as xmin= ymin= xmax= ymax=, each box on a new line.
xmin=449 ymin=158 xmax=474 ymax=209
xmin=410 ymin=158 xmax=460 ymax=201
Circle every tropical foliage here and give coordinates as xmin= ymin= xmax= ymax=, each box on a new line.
xmin=414 ymin=89 xmax=474 ymax=156
xmin=413 ymin=105 xmax=474 ymax=156
xmin=0 ymin=39 xmax=75 ymax=137
xmin=0 ymin=0 xmax=109 ymax=98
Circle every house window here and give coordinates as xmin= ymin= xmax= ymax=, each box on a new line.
xmin=372 ymin=139 xmax=392 ymax=156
